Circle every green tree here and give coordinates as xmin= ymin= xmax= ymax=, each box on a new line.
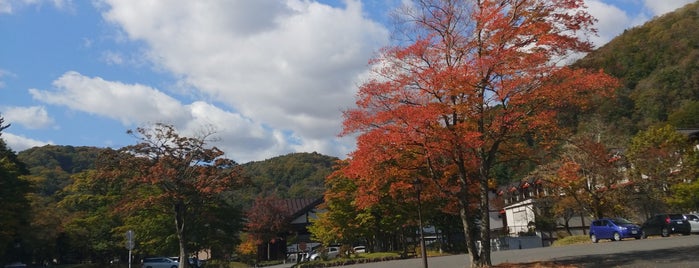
xmin=309 ymin=172 xmax=363 ymax=245
xmin=57 ymin=170 xmax=124 ymax=263
xmin=0 ymin=115 xmax=31 ymax=264
xmin=100 ymin=123 xmax=245 ymax=268
xmin=626 ymin=124 xmax=698 ymax=218
xmin=667 ymin=179 xmax=699 ymax=212
xmin=668 ymin=100 xmax=699 ymax=128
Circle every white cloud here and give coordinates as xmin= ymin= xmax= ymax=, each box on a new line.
xmin=584 ymin=0 xmax=695 ymax=48
xmin=0 ymin=0 xmax=72 ymax=14
xmin=1 ymin=105 xmax=54 ymax=129
xmin=1 ymin=132 xmax=52 ymax=152
xmin=99 ymin=0 xmax=390 ymax=161
xmin=101 ymin=51 xmax=123 ymax=65
xmin=30 ymin=71 xmax=190 ymax=126
xmin=0 ymin=70 xmax=7 ymax=88
xmin=585 ymin=1 xmax=632 ymax=47
xmin=644 ymin=0 xmax=694 ymax=16
xmin=28 ymin=71 xmax=300 ymax=162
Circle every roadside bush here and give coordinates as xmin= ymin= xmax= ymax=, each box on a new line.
xmin=551 ymin=235 xmax=590 ymax=247
xmin=294 ymin=252 xmax=402 ymax=268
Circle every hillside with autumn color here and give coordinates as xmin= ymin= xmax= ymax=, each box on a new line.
xmin=573 ymin=1 xmax=699 ymax=141
xmin=16 ymin=146 xmax=334 ymax=201
xmin=3 ymin=2 xmax=699 ymax=266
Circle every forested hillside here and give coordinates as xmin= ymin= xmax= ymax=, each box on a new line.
xmin=18 ymin=145 xmax=103 ymax=196
xmin=574 ymin=1 xmax=699 ymax=139
xmin=242 ymin=152 xmax=337 ymax=199
xmin=16 ymin=146 xmax=335 ymax=201
xmin=6 ymin=143 xmax=336 ymax=264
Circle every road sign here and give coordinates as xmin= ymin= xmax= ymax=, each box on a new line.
xmin=125 ymin=230 xmax=135 ymax=250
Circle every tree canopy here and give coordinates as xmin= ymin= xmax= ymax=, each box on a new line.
xmin=99 ymin=123 xmax=246 ymax=268
xmin=0 ymin=115 xmax=31 ymax=264
xmin=340 ymin=1 xmax=618 ymax=266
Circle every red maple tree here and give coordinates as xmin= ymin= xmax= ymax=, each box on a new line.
xmin=100 ymin=124 xmax=244 ymax=268
xmin=340 ymin=1 xmax=618 ymax=266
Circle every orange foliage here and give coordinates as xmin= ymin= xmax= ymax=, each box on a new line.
xmin=340 ymin=0 xmax=619 ymax=266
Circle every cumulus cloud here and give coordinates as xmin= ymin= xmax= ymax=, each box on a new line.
xmin=101 ymin=51 xmax=124 ymax=65
xmin=585 ymin=1 xmax=632 ymax=47
xmin=584 ymin=0 xmax=695 ymax=47
xmin=644 ymin=0 xmax=694 ymax=16
xmin=0 ymin=0 xmax=73 ymax=14
xmin=30 ymin=71 xmax=190 ymax=126
xmin=28 ymin=71 xmax=303 ymax=162
xmin=1 ymin=105 xmax=54 ymax=129
xmin=1 ymin=132 xmax=52 ymax=152
xmin=99 ymin=0 xmax=390 ymax=161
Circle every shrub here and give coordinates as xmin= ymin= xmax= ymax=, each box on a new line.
xmin=552 ymin=235 xmax=590 ymax=246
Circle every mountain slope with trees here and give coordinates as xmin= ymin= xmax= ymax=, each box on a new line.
xmin=8 ymin=142 xmax=336 ymax=265
xmin=574 ymin=1 xmax=699 ymax=135
xmin=242 ymin=152 xmax=338 ymax=200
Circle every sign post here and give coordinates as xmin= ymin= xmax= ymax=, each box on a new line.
xmin=125 ymin=230 xmax=134 ymax=268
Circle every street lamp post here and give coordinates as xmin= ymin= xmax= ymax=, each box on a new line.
xmin=414 ymin=179 xmax=428 ymax=268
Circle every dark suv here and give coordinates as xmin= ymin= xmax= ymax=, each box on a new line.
xmin=589 ymin=217 xmax=642 ymax=242
xmin=640 ymin=214 xmax=691 ymax=238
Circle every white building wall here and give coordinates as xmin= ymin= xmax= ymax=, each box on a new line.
xmin=504 ymin=199 xmax=536 ymax=235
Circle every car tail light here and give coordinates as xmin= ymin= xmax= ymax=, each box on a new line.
xmin=665 ymin=217 xmax=671 ymax=224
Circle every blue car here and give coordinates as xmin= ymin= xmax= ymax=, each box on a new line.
xmin=589 ymin=217 xmax=642 ymax=243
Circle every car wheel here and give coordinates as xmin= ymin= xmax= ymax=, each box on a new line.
xmin=590 ymin=234 xmax=598 ymax=243
xmin=635 ymin=235 xmax=641 ymax=240
xmin=612 ymin=232 xmax=621 ymax=241
xmin=641 ymin=230 xmax=648 ymax=239
xmin=661 ymin=228 xmax=669 ymax=237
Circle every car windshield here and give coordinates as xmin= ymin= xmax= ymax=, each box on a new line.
xmin=612 ymin=218 xmax=633 ymax=225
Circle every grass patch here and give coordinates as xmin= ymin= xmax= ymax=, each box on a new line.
xmin=551 ymin=235 xmax=590 ymax=247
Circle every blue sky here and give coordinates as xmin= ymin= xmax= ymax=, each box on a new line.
xmin=0 ymin=0 xmax=694 ymax=163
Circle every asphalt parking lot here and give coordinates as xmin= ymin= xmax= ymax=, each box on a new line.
xmin=269 ymin=235 xmax=699 ymax=268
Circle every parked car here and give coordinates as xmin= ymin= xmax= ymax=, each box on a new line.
xmin=170 ymin=256 xmax=203 ymax=267
xmin=141 ymin=257 xmax=179 ymax=268
xmin=589 ymin=217 xmax=641 ymax=242
xmin=640 ymin=213 xmax=691 ymax=238
xmin=353 ymin=246 xmax=366 ymax=253
xmin=685 ymin=214 xmax=699 ymax=234
xmin=308 ymin=246 xmax=340 ymax=261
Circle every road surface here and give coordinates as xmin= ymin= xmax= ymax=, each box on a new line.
xmin=336 ymin=235 xmax=699 ymax=268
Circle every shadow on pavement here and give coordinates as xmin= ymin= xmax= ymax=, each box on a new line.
xmin=551 ymin=245 xmax=699 ymax=267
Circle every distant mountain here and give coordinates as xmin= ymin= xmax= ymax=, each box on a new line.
xmin=18 ymin=145 xmax=103 ymax=174
xmin=574 ymin=1 xmax=699 ymax=135
xmin=242 ymin=152 xmax=338 ymax=199
xmin=16 ymin=145 xmax=336 ymax=200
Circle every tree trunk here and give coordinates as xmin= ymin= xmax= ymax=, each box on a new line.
xmin=175 ymin=201 xmax=188 ymax=268
xmin=477 ymin=174 xmax=492 ymax=267
xmin=460 ymin=204 xmax=490 ymax=268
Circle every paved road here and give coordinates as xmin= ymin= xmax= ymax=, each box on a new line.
xmin=269 ymin=235 xmax=699 ymax=268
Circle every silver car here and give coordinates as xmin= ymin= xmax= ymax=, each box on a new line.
xmin=309 ymin=246 xmax=341 ymax=261
xmin=685 ymin=214 xmax=699 ymax=234
xmin=141 ymin=257 xmax=179 ymax=268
